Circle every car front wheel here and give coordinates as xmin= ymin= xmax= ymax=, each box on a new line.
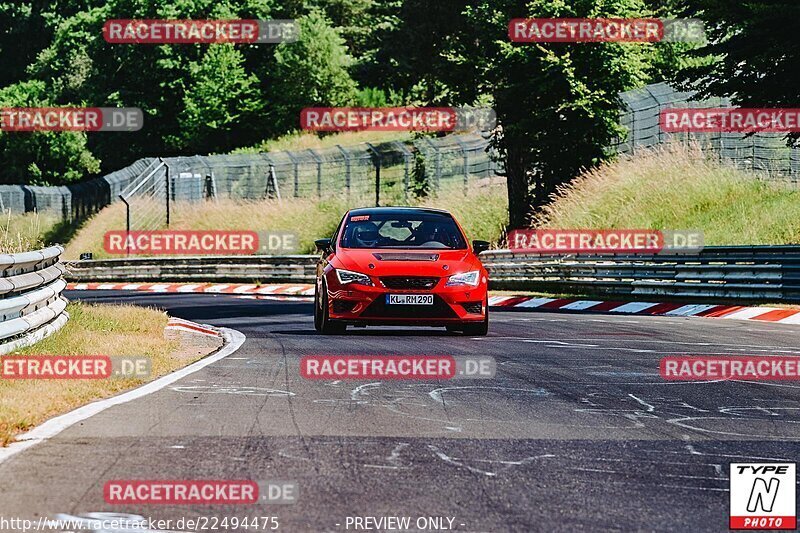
xmin=314 ymin=281 xmax=323 ymax=332
xmin=316 ymin=280 xmax=346 ymax=335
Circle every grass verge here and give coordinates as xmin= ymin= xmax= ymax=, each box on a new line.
xmin=0 ymin=302 xmax=213 ymax=446
xmin=0 ymin=210 xmax=60 ymax=253
xmin=534 ymin=143 xmax=800 ymax=245
xmin=64 ymin=185 xmax=509 ymax=259
xmin=231 ymin=130 xmax=412 ymax=154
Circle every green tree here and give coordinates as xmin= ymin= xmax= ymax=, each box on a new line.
xmin=456 ymin=0 xmax=676 ymax=229
xmin=0 ymin=81 xmax=100 ymax=184
xmin=174 ymin=44 xmax=265 ymax=154
xmin=357 ymin=0 xmax=477 ymax=105
xmin=674 ymin=0 xmax=800 ymax=143
xmin=268 ymin=10 xmax=358 ymax=133
xmin=0 ymin=0 xmax=97 ymax=87
xmin=29 ymin=0 xmax=276 ymax=169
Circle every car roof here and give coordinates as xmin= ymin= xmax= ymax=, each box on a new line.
xmin=347 ymin=206 xmax=452 ymax=217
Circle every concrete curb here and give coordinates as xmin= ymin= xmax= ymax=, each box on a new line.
xmin=489 ymin=295 xmax=800 ymax=324
xmin=66 ymin=282 xmax=800 ymax=325
xmin=67 ymin=281 xmax=314 ymax=296
xmin=166 ymin=316 xmax=222 ymax=337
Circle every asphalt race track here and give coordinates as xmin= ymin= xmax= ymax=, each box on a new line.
xmin=3 ymin=290 xmax=800 ymax=532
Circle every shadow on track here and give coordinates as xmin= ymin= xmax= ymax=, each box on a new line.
xmin=270 ymin=328 xmax=461 ymax=337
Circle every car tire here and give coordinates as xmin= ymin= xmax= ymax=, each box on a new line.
xmin=462 ymin=298 xmax=489 ymax=336
xmin=314 ymin=282 xmax=323 ymax=332
xmin=318 ymin=280 xmax=346 ymax=335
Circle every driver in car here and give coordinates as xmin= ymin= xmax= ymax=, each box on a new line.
xmin=353 ymin=222 xmax=380 ymax=248
xmin=411 ymin=221 xmax=445 ymax=246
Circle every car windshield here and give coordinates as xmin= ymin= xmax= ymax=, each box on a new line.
xmin=340 ymin=212 xmax=467 ymax=249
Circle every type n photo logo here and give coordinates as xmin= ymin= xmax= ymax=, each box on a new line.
xmin=730 ymin=463 xmax=796 ymax=530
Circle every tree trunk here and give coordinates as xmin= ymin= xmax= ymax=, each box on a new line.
xmin=504 ymin=140 xmax=531 ymax=230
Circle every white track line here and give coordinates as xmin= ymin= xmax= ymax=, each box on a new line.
xmin=778 ymin=313 xmax=800 ymax=325
xmin=560 ymin=300 xmax=604 ymax=310
xmin=609 ymin=302 xmax=658 ymax=314
xmin=514 ymin=297 xmax=555 ymax=308
xmin=0 ymin=327 xmax=246 ymax=466
xmin=664 ymin=304 xmax=717 ymax=316
xmin=719 ymin=307 xmax=779 ymax=320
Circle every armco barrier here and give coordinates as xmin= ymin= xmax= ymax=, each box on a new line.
xmin=480 ymin=246 xmax=800 ymax=302
xmin=65 ymin=255 xmax=317 ymax=284
xmin=0 ymin=246 xmax=69 ymax=355
xmin=65 ymin=245 xmax=800 ymax=303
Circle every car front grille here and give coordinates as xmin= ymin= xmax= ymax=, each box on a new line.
xmin=380 ymin=276 xmax=439 ymax=290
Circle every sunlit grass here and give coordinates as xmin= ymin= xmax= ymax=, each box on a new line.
xmin=64 ymin=186 xmax=509 ymax=258
xmin=232 ymin=130 xmax=412 ymax=154
xmin=533 ymin=143 xmax=800 ymax=245
xmin=0 ymin=210 xmax=60 ymax=253
xmin=0 ymin=302 xmax=189 ymax=446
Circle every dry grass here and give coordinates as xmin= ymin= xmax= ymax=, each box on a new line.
xmin=232 ymin=130 xmax=412 ymax=154
xmin=534 ymin=143 xmax=800 ymax=245
xmin=0 ymin=210 xmax=60 ymax=253
xmin=64 ymin=202 xmax=128 ymax=258
xmin=64 ymin=186 xmax=509 ymax=259
xmin=0 ymin=302 xmax=202 ymax=446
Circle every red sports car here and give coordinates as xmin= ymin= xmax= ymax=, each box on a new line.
xmin=314 ymin=207 xmax=490 ymax=335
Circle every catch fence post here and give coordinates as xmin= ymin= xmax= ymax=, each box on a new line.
xmin=336 ymin=145 xmax=351 ymax=200
xmin=365 ymin=143 xmax=381 ymax=207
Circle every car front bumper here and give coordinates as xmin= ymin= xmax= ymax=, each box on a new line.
xmin=324 ymin=273 xmax=487 ymax=325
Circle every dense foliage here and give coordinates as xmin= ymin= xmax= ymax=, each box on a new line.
xmin=0 ymin=1 xmax=782 ymax=227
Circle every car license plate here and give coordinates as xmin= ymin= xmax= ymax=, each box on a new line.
xmin=386 ymin=294 xmax=434 ymax=305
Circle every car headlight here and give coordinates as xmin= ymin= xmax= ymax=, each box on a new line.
xmin=445 ymin=270 xmax=480 ymax=287
xmin=335 ymin=268 xmax=373 ymax=286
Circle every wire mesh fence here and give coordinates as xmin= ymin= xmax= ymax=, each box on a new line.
xmin=16 ymin=82 xmax=798 ymax=223
xmin=157 ymin=132 xmax=501 ymax=207
xmin=616 ymin=82 xmax=800 ymax=179
xmin=119 ymin=159 xmax=169 ymax=233
xmin=0 ymin=157 xmax=157 ymax=221
xmin=110 ymin=132 xmax=503 ymax=234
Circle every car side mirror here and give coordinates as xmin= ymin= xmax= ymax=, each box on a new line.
xmin=315 ymin=238 xmax=332 ymax=253
xmin=472 ymin=240 xmax=490 ymax=254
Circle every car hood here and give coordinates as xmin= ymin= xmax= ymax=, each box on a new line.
xmin=334 ymin=248 xmax=481 ymax=277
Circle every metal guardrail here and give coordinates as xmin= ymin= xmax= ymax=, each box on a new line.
xmin=480 ymin=246 xmax=800 ymax=302
xmin=64 ymin=245 xmax=800 ymax=303
xmin=65 ymin=255 xmax=317 ymax=284
xmin=0 ymin=246 xmax=69 ymax=355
